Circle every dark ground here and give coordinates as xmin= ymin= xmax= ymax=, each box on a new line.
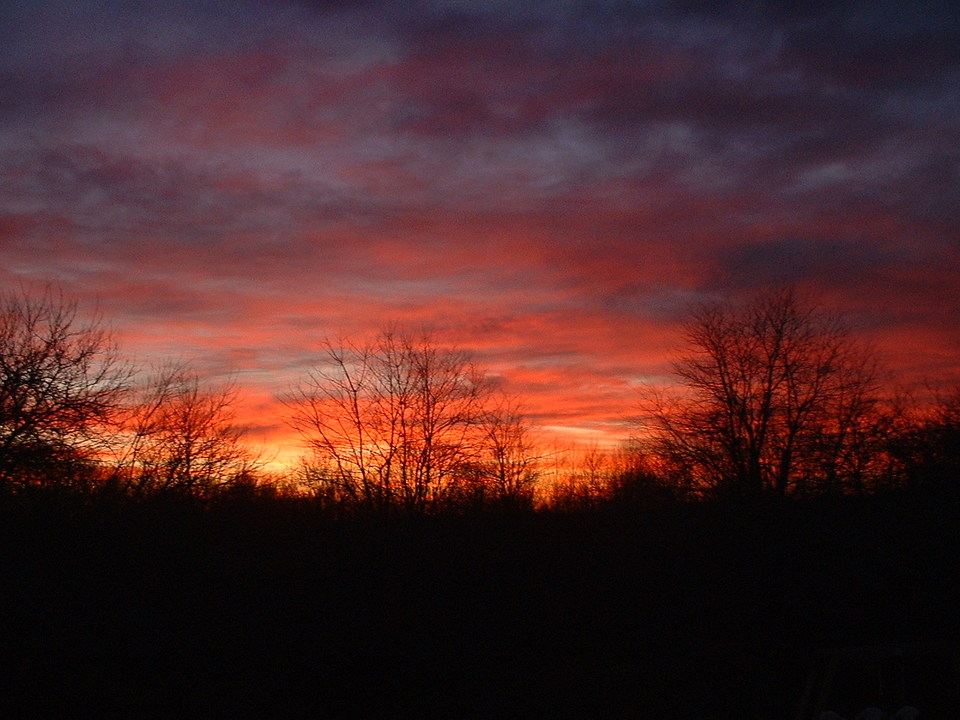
xmin=2 ymin=490 xmax=958 ymax=719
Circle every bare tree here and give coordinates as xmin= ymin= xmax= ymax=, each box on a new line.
xmin=607 ymin=441 xmax=682 ymax=507
xmin=889 ymin=387 xmax=960 ymax=491
xmin=478 ymin=403 xmax=541 ymax=509
xmin=0 ymin=286 xmax=128 ymax=492
xmin=115 ymin=363 xmax=260 ymax=498
xmin=640 ymin=288 xmax=884 ymax=499
xmin=450 ymin=402 xmax=543 ymax=510
xmin=540 ymin=444 xmax=617 ymax=511
xmin=287 ymin=329 xmax=523 ymax=514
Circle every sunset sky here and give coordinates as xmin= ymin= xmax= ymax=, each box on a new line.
xmin=2 ymin=1 xmax=958 ymax=466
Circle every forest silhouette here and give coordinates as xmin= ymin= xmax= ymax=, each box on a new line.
xmin=2 ymin=286 xmax=959 ymax=718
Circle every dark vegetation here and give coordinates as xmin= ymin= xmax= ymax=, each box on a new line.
xmin=3 ymin=488 xmax=958 ymax=718
xmin=2 ymin=286 xmax=959 ymax=717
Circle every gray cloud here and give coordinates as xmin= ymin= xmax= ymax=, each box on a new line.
xmin=715 ymin=238 xmax=907 ymax=290
xmin=2 ymin=0 xmax=959 ymax=443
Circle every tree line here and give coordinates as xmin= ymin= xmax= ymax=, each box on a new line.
xmin=1 ymin=285 xmax=957 ymax=510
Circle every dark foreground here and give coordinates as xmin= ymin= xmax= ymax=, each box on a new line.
xmin=2 ymin=490 xmax=959 ymax=719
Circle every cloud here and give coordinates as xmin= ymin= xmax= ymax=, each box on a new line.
xmin=1 ymin=0 xmax=959 ymax=458
xmin=715 ymin=238 xmax=904 ymax=289
xmin=709 ymin=238 xmax=960 ymax=377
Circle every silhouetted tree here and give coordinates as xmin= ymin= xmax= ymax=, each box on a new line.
xmin=640 ymin=288 xmax=885 ymax=500
xmin=287 ymin=329 xmax=533 ymax=514
xmin=295 ymin=459 xmax=356 ymax=513
xmin=472 ymin=403 xmax=541 ymax=509
xmin=607 ymin=442 xmax=682 ymax=507
xmin=889 ymin=387 xmax=960 ymax=492
xmin=114 ymin=363 xmax=260 ymax=498
xmin=0 ymin=287 xmax=128 ymax=493
xmin=541 ymin=445 xmax=617 ymax=511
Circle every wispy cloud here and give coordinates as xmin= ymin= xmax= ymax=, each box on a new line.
xmin=1 ymin=0 xmax=958 ymax=458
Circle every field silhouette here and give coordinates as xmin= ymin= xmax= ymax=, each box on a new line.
xmin=3 ymin=488 xmax=958 ymax=719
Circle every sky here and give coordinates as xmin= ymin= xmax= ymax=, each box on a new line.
xmin=2 ymin=0 xmax=959 ymax=467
